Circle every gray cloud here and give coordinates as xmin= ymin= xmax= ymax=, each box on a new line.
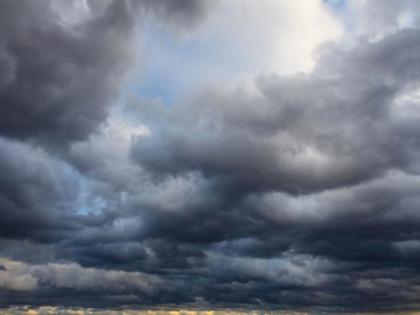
xmin=1 ymin=0 xmax=420 ymax=313
xmin=0 ymin=137 xmax=83 ymax=240
xmin=125 ymin=26 xmax=420 ymax=311
xmin=0 ymin=0 xmax=137 ymax=146
xmin=0 ymin=0 xmax=215 ymax=148
xmin=132 ymin=29 xmax=420 ymax=194
xmin=138 ymin=0 xmax=214 ymax=30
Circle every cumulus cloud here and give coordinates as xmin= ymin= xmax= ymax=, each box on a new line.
xmin=0 ymin=0 xmax=215 ymax=147
xmin=2 ymin=0 xmax=420 ymax=313
xmin=0 ymin=138 xmax=82 ymax=240
xmin=132 ymin=28 xmax=420 ymax=194
xmin=0 ymin=0 xmax=137 ymax=146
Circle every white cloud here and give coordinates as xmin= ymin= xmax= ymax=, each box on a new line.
xmin=200 ymin=0 xmax=342 ymax=75
xmin=138 ymin=0 xmax=343 ymax=103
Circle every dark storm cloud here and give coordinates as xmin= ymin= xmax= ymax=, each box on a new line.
xmin=0 ymin=0 xmax=216 ymax=308
xmin=0 ymin=0 xmax=217 ymax=236
xmin=126 ymin=27 xmax=420 ymax=311
xmin=2 ymin=0 xmax=420 ymax=313
xmin=0 ymin=0 xmax=137 ymax=146
xmin=0 ymin=0 xmax=214 ymax=147
xmin=0 ymin=138 xmax=83 ymax=240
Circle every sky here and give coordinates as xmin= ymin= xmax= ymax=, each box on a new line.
xmin=1 ymin=0 xmax=420 ymax=314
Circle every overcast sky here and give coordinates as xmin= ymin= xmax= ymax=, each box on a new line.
xmin=1 ymin=0 xmax=420 ymax=314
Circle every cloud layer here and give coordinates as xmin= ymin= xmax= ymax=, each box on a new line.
xmin=1 ymin=0 xmax=420 ymax=313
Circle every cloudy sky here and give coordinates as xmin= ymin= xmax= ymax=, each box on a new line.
xmin=1 ymin=0 xmax=420 ymax=314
